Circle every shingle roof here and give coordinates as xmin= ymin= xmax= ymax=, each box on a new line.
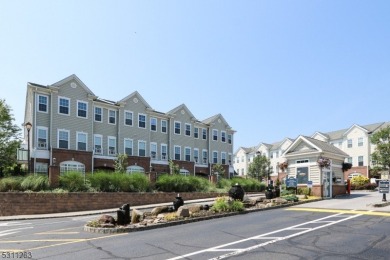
xmin=303 ymin=136 xmax=349 ymax=157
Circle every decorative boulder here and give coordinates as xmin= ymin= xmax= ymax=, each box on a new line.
xmin=151 ymin=206 xmax=170 ymax=216
xmin=98 ymin=214 xmax=116 ymax=225
xmin=176 ymin=207 xmax=190 ymax=217
xmin=131 ymin=209 xmax=144 ymax=224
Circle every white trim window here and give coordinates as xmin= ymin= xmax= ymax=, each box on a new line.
xmin=194 ymin=148 xmax=199 ymax=163
xmin=358 ymin=137 xmax=364 ymax=147
xmin=108 ymin=110 xmax=116 ymax=125
xmin=108 ymin=136 xmax=116 ymax=156
xmin=150 ymin=118 xmax=157 ymax=132
xmin=347 ymin=139 xmax=353 ymax=148
xmin=94 ymin=107 xmax=102 ymax=122
xmin=228 ymin=153 xmax=232 ymax=165
xmin=174 ymin=121 xmax=181 ymax=135
xmin=202 ymin=150 xmax=208 ymax=164
xmin=35 ymin=162 xmax=48 ymax=174
xmin=124 ymin=138 xmax=133 ymax=156
xmin=213 ymin=151 xmax=218 ymax=164
xmin=185 ymin=124 xmax=191 ymax=136
xmin=58 ymin=97 xmax=70 ymax=115
xmin=124 ymin=111 xmax=133 ymax=126
xmin=221 ymin=131 xmax=226 ymax=143
xmin=161 ymin=120 xmax=167 ymax=133
xmin=138 ymin=114 xmax=146 ymax=128
xmin=213 ymin=129 xmax=218 ymax=141
xmin=174 ymin=145 xmax=181 ymax=160
xmin=228 ymin=134 xmax=232 ymax=144
xmin=94 ymin=134 xmax=103 ymax=154
xmin=358 ymin=156 xmax=364 ymax=166
xmin=37 ymin=94 xmax=48 ymax=113
xmin=194 ymin=127 xmax=199 ymax=139
xmin=161 ymin=144 xmax=168 ymax=160
xmin=221 ymin=152 xmax=227 ymax=164
xmin=185 ymin=147 xmax=191 ymax=161
xmin=138 ymin=140 xmax=146 ymax=157
xmin=202 ymin=128 xmax=207 ymax=140
xmin=347 ymin=157 xmax=353 ymax=164
xmin=60 ymin=161 xmax=85 ymax=175
xmin=58 ymin=129 xmax=69 ymax=149
xmin=37 ymin=126 xmax=48 ymax=150
xmin=150 ymin=142 xmax=157 ymax=159
xmin=77 ymin=132 xmax=87 ymax=151
xmin=77 ymin=101 xmax=88 ymax=118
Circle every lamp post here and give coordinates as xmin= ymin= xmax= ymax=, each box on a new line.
xmin=25 ymin=122 xmax=32 ymax=174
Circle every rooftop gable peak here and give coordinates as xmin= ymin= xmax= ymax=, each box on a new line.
xmin=51 ymin=74 xmax=95 ymax=96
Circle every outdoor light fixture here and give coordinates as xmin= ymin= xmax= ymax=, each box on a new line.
xmin=25 ymin=122 xmax=32 ymax=174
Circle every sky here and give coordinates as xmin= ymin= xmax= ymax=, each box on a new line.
xmin=1 ymin=0 xmax=390 ymax=152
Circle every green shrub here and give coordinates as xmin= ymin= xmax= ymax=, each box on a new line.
xmin=216 ymin=178 xmax=231 ymax=189
xmin=230 ymin=177 xmax=264 ymax=192
xmin=0 ymin=177 xmax=23 ymax=191
xmin=155 ymin=174 xmax=188 ymax=192
xmin=297 ymin=187 xmax=311 ymax=196
xmin=119 ymin=173 xmax=150 ymax=192
xmin=211 ymin=196 xmax=230 ymax=212
xmin=20 ymin=175 xmax=49 ymax=191
xmin=87 ymin=172 xmax=150 ymax=192
xmin=88 ymin=172 xmax=116 ymax=192
xmin=281 ymin=188 xmax=295 ymax=196
xmin=188 ymin=176 xmax=211 ymax=192
xmin=350 ymin=176 xmax=370 ymax=190
xmin=59 ymin=172 xmax=87 ymax=192
xmin=211 ymin=196 xmax=244 ymax=212
xmin=283 ymin=195 xmax=299 ymax=202
xmin=229 ymin=200 xmax=244 ymax=212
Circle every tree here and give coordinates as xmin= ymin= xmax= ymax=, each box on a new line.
xmin=169 ymin=159 xmax=180 ymax=175
xmin=248 ymin=154 xmax=272 ymax=182
xmin=0 ymin=99 xmax=21 ymax=176
xmin=371 ymin=126 xmax=390 ymax=177
xmin=114 ymin=153 xmax=128 ymax=173
xmin=212 ymin=163 xmax=226 ymax=177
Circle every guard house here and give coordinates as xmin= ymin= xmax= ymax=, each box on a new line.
xmin=282 ymin=136 xmax=349 ymax=198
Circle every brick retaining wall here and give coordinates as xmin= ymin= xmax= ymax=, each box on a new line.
xmin=0 ymin=192 xmax=226 ymax=216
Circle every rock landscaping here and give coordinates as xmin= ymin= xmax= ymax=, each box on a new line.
xmin=84 ymin=195 xmax=319 ymax=234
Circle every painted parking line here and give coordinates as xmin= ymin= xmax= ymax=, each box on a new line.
xmin=286 ymin=207 xmax=390 ymax=217
xmin=166 ymin=213 xmax=361 ymax=260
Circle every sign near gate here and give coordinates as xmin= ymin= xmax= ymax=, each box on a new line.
xmin=286 ymin=177 xmax=297 ymax=188
xmin=307 ymin=181 xmax=313 ymax=188
xmin=378 ymin=180 xmax=389 ymax=194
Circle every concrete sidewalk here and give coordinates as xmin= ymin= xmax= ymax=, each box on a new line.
xmin=292 ymin=191 xmax=390 ymax=212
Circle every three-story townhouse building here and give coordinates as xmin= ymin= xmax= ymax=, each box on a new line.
xmin=21 ymin=75 xmax=235 ymax=178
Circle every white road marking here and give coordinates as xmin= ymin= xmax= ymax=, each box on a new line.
xmin=166 ymin=213 xmax=361 ymax=260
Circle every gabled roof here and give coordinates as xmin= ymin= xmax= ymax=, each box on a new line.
xmin=311 ymin=131 xmax=330 ymax=140
xmin=283 ymin=135 xmax=348 ymax=158
xmin=51 ymin=74 xmax=95 ymax=96
xmin=324 ymin=122 xmax=385 ymax=140
xmin=119 ymin=91 xmax=153 ymax=109
xmin=202 ymin=113 xmax=231 ymax=128
xmin=167 ymin=104 xmax=197 ymax=120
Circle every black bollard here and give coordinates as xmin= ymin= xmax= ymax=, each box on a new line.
xmin=173 ymin=194 xmax=184 ymax=211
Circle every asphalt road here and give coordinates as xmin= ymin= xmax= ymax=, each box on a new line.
xmin=0 ymin=191 xmax=389 ymax=260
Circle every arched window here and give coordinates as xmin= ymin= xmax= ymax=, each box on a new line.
xmin=179 ymin=168 xmax=190 ymax=176
xmin=60 ymin=161 xmax=85 ymax=175
xmin=126 ymin=165 xmax=145 ymax=174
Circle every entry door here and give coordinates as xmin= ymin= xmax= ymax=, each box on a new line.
xmin=322 ymin=170 xmax=332 ymax=198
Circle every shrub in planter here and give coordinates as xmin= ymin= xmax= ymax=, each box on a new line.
xmin=0 ymin=177 xmax=23 ymax=191
xmin=60 ymin=171 xmax=87 ymax=192
xmin=21 ymin=175 xmax=49 ymax=191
